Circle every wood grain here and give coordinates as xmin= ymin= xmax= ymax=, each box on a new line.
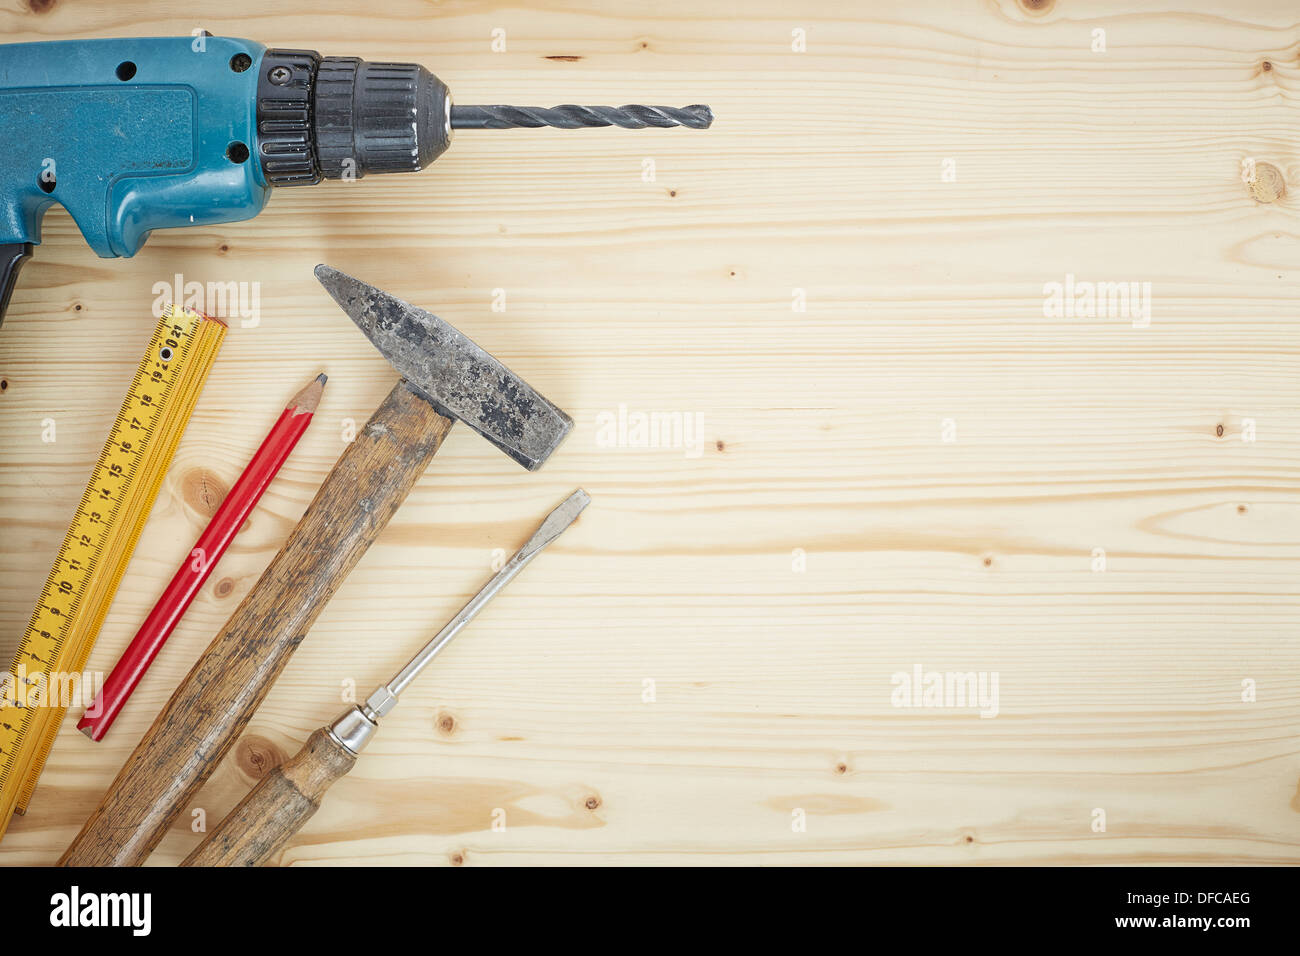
xmin=1 ymin=0 xmax=1298 ymax=865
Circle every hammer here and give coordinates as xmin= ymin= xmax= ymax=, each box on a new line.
xmin=58 ymin=266 xmax=572 ymax=866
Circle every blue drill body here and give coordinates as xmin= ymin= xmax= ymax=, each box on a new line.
xmin=1 ymin=36 xmax=270 ymax=258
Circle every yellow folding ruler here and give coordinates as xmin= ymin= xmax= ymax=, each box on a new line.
xmin=0 ymin=306 xmax=225 ymax=839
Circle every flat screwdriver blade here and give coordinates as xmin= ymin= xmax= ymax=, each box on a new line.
xmin=518 ymin=488 xmax=590 ymax=561
xmin=373 ymin=488 xmax=591 ymax=710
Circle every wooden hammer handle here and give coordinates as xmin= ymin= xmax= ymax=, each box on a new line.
xmin=181 ymin=727 xmax=355 ymax=866
xmin=59 ymin=381 xmax=452 ymax=866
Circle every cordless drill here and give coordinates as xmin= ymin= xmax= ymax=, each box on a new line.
xmin=0 ymin=34 xmax=712 ymax=325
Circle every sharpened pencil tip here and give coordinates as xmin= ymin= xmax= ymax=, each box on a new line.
xmin=315 ymin=372 xmax=328 ymax=385
xmin=289 ymin=372 xmax=327 ymax=414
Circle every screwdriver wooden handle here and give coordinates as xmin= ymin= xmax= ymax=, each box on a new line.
xmin=59 ymin=381 xmax=453 ymax=866
xmin=181 ymin=727 xmax=355 ymax=866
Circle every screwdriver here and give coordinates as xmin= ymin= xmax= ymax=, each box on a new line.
xmin=182 ymin=489 xmax=591 ymax=867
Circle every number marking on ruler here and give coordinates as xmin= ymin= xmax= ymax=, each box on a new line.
xmin=0 ymin=307 xmax=225 ymax=834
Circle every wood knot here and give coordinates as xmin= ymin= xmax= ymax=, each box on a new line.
xmin=584 ymin=795 xmax=601 ymax=811
xmin=1019 ymin=0 xmax=1054 ymax=14
xmin=1215 ymin=423 xmax=1225 ymax=438
xmin=450 ymin=850 xmax=466 ymax=866
xmin=436 ymin=712 xmax=457 ymax=735
xmin=834 ymin=762 xmax=848 ymax=775
xmin=983 ymin=555 xmax=993 ymax=567
xmin=1262 ymin=60 xmax=1273 ymax=72
xmin=26 ymin=0 xmax=56 ymax=13
xmin=1246 ymin=161 xmax=1286 ymax=203
xmin=235 ymin=734 xmax=285 ymax=780
xmin=0 ymin=379 xmax=7 ymax=393
xmin=181 ymin=467 xmax=230 ymax=517
xmin=715 ymin=439 xmax=726 ymax=452
xmin=1237 ymin=504 xmax=1248 ymax=514
xmin=213 ymin=576 xmax=236 ymax=598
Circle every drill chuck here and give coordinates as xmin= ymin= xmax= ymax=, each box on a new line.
xmin=313 ymin=57 xmax=451 ymax=179
xmin=256 ymin=49 xmax=451 ymax=185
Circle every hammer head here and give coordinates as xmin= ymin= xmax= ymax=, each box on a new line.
xmin=316 ymin=265 xmax=573 ymax=470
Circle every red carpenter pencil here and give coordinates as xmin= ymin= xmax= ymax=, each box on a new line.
xmin=77 ymin=372 xmax=327 ymax=741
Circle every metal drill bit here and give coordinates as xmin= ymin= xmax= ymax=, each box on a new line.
xmin=450 ymin=104 xmax=713 ymax=130
xmin=335 ymin=489 xmax=591 ymax=751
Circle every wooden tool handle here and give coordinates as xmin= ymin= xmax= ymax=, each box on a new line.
xmin=59 ymin=382 xmax=452 ymax=866
xmin=181 ymin=728 xmax=355 ymax=866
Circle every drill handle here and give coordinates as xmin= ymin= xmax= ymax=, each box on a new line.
xmin=0 ymin=243 xmax=32 ymax=329
xmin=181 ymin=727 xmax=357 ymax=867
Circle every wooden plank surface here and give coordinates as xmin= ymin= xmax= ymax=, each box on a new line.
xmin=1 ymin=0 xmax=1299 ymax=865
